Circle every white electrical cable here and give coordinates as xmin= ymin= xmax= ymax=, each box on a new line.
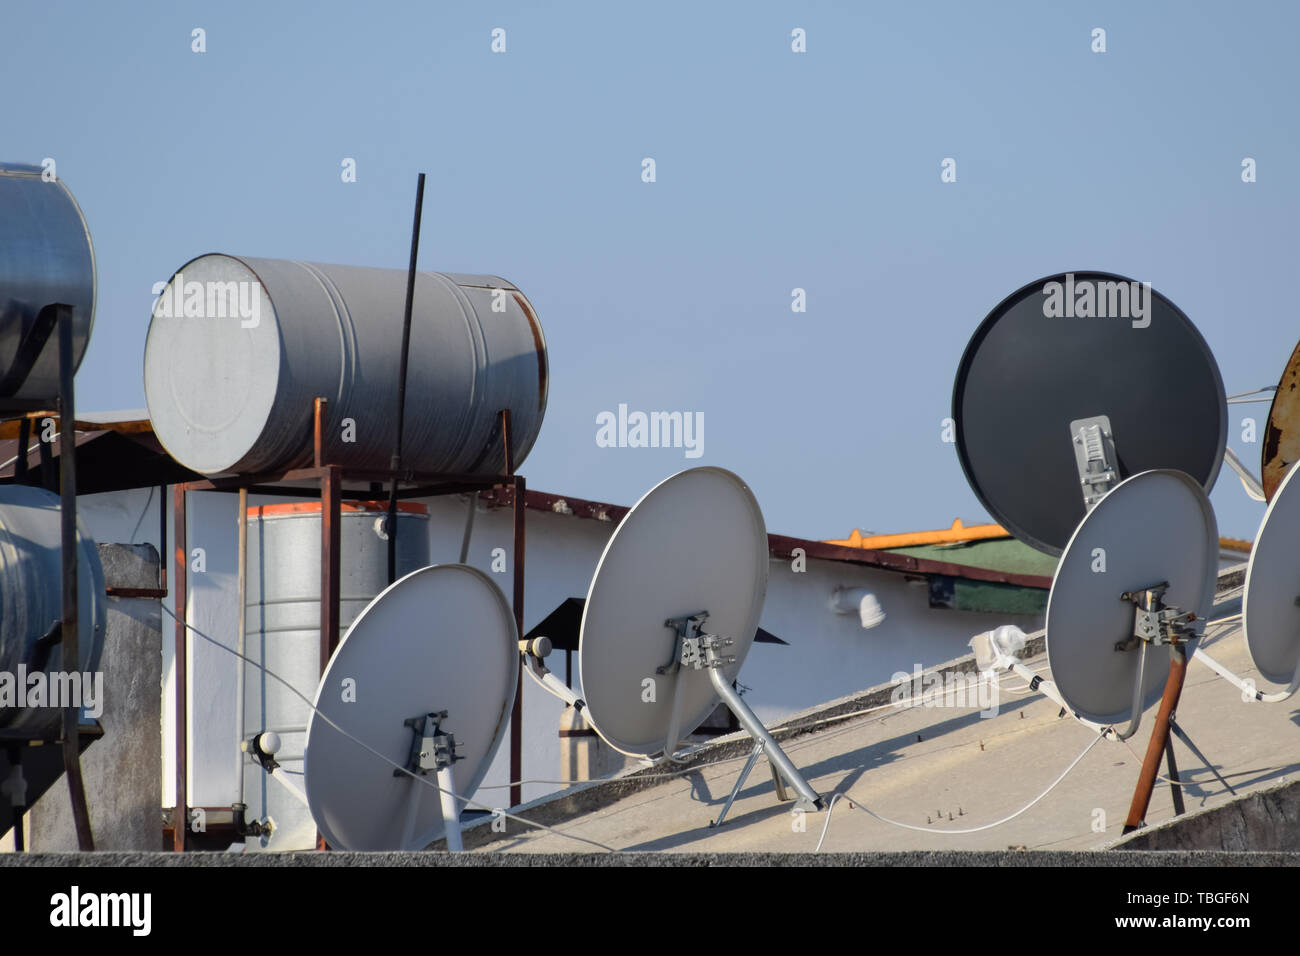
xmin=161 ymin=605 xmax=618 ymax=854
xmin=814 ymin=732 xmax=1104 ymax=850
xmin=129 ymin=486 xmax=156 ymax=544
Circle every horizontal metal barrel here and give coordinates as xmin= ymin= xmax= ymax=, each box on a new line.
xmin=0 ymin=486 xmax=105 ymax=734
xmin=241 ymin=501 xmax=430 ymax=850
xmin=0 ymin=163 xmax=96 ymax=402
xmin=143 ymin=254 xmax=548 ymax=476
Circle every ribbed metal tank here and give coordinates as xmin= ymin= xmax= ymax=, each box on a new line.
xmin=142 ymin=254 xmax=548 ymax=476
xmin=0 ymin=486 xmax=105 ymax=734
xmin=241 ymin=501 xmax=429 ymax=850
xmin=0 ymin=163 xmax=95 ymax=401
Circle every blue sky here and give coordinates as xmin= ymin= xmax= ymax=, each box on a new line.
xmin=5 ymin=0 xmax=1297 ymax=541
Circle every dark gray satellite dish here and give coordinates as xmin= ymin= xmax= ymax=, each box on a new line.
xmin=953 ymin=271 xmax=1227 ymax=555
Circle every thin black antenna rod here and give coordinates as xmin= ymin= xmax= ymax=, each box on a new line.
xmin=387 ymin=172 xmax=426 ymax=583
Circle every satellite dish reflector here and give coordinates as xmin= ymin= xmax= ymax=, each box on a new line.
xmin=1046 ymin=470 xmax=1218 ymax=726
xmin=1244 ymin=460 xmax=1300 ymax=686
xmin=579 ymin=467 xmax=767 ymax=756
xmin=578 ymin=466 xmax=823 ymax=826
xmin=953 ymin=272 xmax=1226 ymax=554
xmin=304 ymin=564 xmax=518 ymax=851
xmin=1262 ymin=337 xmax=1300 ymax=501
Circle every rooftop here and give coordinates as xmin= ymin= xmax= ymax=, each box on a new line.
xmin=452 ymin=569 xmax=1299 ymax=856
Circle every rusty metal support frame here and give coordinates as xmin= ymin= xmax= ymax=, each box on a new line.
xmin=0 ymin=303 xmax=125 ymax=853
xmin=170 ymin=399 xmax=529 ymax=849
xmin=56 ymin=304 xmax=94 ymax=851
xmin=503 ymin=410 xmax=525 ymax=810
xmin=173 ymin=483 xmax=187 ymax=851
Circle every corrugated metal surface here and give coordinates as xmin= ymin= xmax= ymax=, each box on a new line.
xmin=241 ymin=502 xmax=429 ymax=850
xmin=143 ymin=254 xmax=548 ymax=476
xmin=0 ymin=163 xmax=95 ymax=401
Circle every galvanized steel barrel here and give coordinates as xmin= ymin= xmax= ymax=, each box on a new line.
xmin=0 ymin=163 xmax=96 ymax=401
xmin=241 ymin=501 xmax=429 ymax=850
xmin=0 ymin=486 xmax=105 ymax=734
xmin=143 ymin=255 xmax=548 ymax=476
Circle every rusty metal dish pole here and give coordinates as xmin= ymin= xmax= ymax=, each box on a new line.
xmin=1123 ymin=646 xmax=1188 ymax=833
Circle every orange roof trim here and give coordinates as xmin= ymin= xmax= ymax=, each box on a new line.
xmin=827 ymin=519 xmax=1255 ymax=554
xmin=826 ymin=519 xmax=1009 ymax=550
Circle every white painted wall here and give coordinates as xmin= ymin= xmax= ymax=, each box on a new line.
xmin=74 ymin=487 xmax=1044 ymax=821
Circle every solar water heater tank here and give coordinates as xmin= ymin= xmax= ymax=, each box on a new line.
xmin=143 ymin=255 xmax=548 ymax=476
xmin=0 ymin=486 xmax=105 ymax=734
xmin=0 ymin=163 xmax=95 ymax=401
xmin=241 ymin=501 xmax=429 ymax=849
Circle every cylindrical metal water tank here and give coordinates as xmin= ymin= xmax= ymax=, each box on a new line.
xmin=0 ymin=163 xmax=96 ymax=401
xmin=143 ymin=255 xmax=548 ymax=476
xmin=241 ymin=501 xmax=429 ymax=850
xmin=0 ymin=486 xmax=105 ymax=734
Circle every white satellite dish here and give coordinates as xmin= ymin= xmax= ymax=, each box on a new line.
xmin=1045 ymin=469 xmax=1223 ymax=833
xmin=1244 ymin=461 xmax=1300 ymax=687
xmin=1193 ymin=458 xmax=1300 ymax=700
xmin=302 ymin=564 xmax=518 ymax=851
xmin=575 ymin=466 xmax=822 ymax=826
xmin=1046 ymin=470 xmax=1218 ymax=728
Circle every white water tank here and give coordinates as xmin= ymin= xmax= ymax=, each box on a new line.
xmin=241 ymin=500 xmax=429 ymax=849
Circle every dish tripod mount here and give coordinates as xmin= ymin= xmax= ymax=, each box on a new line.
xmin=660 ymin=611 xmax=824 ymax=828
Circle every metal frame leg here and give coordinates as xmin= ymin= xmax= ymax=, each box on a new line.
xmin=707 ymin=667 xmax=823 ymax=819
xmin=1164 ymin=736 xmax=1185 ymax=816
xmin=1169 ymin=719 xmax=1237 ymax=796
xmin=437 ymin=764 xmax=462 ymax=852
xmin=710 ymin=740 xmax=765 ymax=828
xmin=57 ymin=304 xmax=94 ymax=851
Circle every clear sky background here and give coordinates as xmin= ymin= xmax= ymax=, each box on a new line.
xmin=5 ymin=0 xmax=1297 ymax=542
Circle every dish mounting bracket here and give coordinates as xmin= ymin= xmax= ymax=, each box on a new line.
xmin=396 ymin=711 xmax=461 ymax=777
xmin=1115 ymin=582 xmax=1202 ymax=653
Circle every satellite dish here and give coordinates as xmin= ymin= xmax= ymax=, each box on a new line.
xmin=580 ymin=467 xmax=766 ymax=756
xmin=1261 ymin=337 xmax=1300 ymax=501
xmin=577 ymin=466 xmax=822 ymax=825
xmin=953 ymin=272 xmax=1227 ymax=554
xmin=1243 ymin=459 xmax=1300 ymax=686
xmin=303 ymin=564 xmax=518 ymax=851
xmin=1046 ymin=470 xmax=1218 ymax=726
